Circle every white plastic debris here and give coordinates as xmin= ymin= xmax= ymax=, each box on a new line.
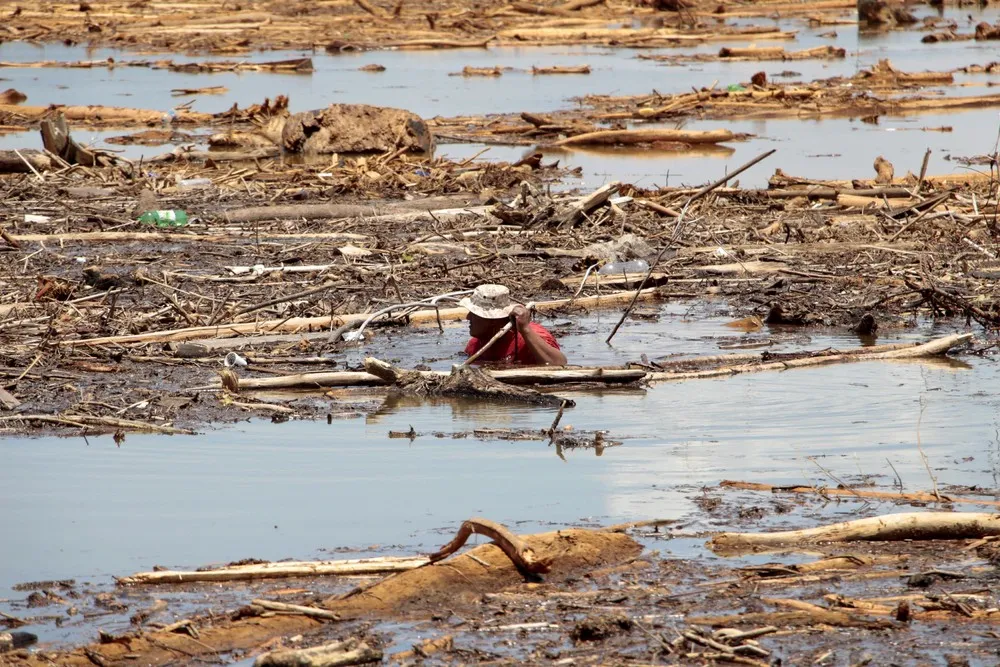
xmin=224 ymin=352 xmax=248 ymax=368
xmin=24 ymin=214 xmax=50 ymax=223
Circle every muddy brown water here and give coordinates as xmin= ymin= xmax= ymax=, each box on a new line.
xmin=3 ymin=5 xmax=1000 ymax=186
xmin=2 ymin=302 xmax=999 ymax=649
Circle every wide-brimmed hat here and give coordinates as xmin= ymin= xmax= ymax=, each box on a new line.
xmin=459 ymin=284 xmax=514 ymax=319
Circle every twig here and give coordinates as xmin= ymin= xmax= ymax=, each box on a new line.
xmin=606 ymin=149 xmax=775 ymax=344
xmin=463 ymin=321 xmax=513 ymax=366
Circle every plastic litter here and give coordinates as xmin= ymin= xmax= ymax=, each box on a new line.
xmin=224 ymin=352 xmax=248 ymax=368
xmin=599 ymin=259 xmax=649 ymax=275
xmin=177 ymin=177 xmax=211 ymax=189
xmin=138 ymin=210 xmax=189 ymax=227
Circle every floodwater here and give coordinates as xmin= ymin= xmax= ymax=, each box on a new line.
xmin=2 ymin=302 xmax=999 ymax=648
xmin=5 ymin=6 xmax=1000 ymax=651
xmin=2 ymin=5 xmax=1000 ymax=186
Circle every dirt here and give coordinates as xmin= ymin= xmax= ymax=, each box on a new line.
xmin=8 ymin=496 xmax=1000 ymax=665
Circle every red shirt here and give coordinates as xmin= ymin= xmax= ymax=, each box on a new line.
xmin=465 ymin=323 xmax=561 ymax=365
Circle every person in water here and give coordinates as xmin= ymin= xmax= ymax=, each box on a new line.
xmin=460 ymin=284 xmax=567 ymax=366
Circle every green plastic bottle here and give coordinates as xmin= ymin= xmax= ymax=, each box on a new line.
xmin=138 ymin=209 xmax=189 ymax=227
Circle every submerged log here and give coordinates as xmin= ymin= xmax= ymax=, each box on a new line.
xmin=226 ymin=366 xmax=645 ymax=391
xmin=646 ymin=333 xmax=971 ymax=382
xmin=720 ymin=480 xmax=1000 ymax=509
xmin=364 ymin=358 xmax=575 ymax=407
xmin=711 ymin=512 xmax=1000 ymax=551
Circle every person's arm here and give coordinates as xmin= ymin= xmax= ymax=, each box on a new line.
xmin=511 ymin=305 xmax=567 ymax=366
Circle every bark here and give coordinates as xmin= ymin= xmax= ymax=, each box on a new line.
xmin=255 ymin=639 xmax=381 ymax=667
xmin=0 ymin=103 xmax=210 ymax=125
xmin=364 ymin=358 xmax=575 ymax=407
xmin=553 ymin=128 xmax=734 ymax=147
xmin=646 ymin=333 xmax=971 ymax=382
xmin=0 ymin=149 xmax=52 ymax=174
xmin=118 ymin=556 xmax=430 ymax=585
xmin=229 ymin=365 xmax=646 ymax=391
xmin=711 ymin=512 xmax=1000 ymax=550
xmin=62 ymin=287 xmax=665 ymax=347
xmin=279 ymin=104 xmax=432 ymax=154
xmin=429 ymin=517 xmax=553 ymax=574
xmin=873 ymin=155 xmax=895 ymax=184
xmin=721 ymin=480 xmax=1000 ymax=509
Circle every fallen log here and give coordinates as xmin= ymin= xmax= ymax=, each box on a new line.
xmin=0 ymin=103 xmax=210 ymax=126
xmin=718 ymin=44 xmax=846 ymax=60
xmin=364 ymin=358 xmax=574 ymax=407
xmin=720 ymin=480 xmax=1000 ymax=509
xmin=250 ymin=600 xmax=341 ymax=621
xmin=531 ymin=65 xmax=591 ymax=74
xmin=324 ymin=525 xmax=642 ymax=617
xmin=711 ymin=512 xmax=1000 ymax=551
xmin=118 ymin=556 xmax=430 ymax=585
xmin=224 ymin=366 xmax=646 ymax=391
xmin=646 ymin=333 xmax=971 ymax=382
xmin=552 ymin=128 xmax=734 ymax=147
xmin=62 ymin=287 xmax=665 ymax=347
xmin=255 ymin=638 xmax=381 ymax=667
xmin=0 ymin=149 xmax=52 ymax=174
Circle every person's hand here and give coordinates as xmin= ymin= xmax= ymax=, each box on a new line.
xmin=510 ymin=304 xmax=532 ymax=331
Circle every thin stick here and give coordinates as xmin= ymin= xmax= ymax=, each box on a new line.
xmin=547 ymin=400 xmax=567 ymax=443
xmin=914 ymin=148 xmax=931 ymax=196
xmin=917 ymin=370 xmax=941 ymax=501
xmin=14 ymin=149 xmax=44 ymax=181
xmin=231 ymin=280 xmax=337 ymax=319
xmin=463 ymin=321 xmax=513 ymax=366
xmin=606 ymin=149 xmax=776 ymax=344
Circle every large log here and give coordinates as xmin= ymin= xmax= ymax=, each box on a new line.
xmin=226 ymin=366 xmax=647 ymax=391
xmin=280 ymin=103 xmax=433 ymax=154
xmin=118 ymin=556 xmax=429 ymax=585
xmin=0 ymin=103 xmax=210 ymax=126
xmin=711 ymin=512 xmax=1000 ymax=551
xmin=553 ymin=128 xmax=734 ymax=147
xmin=0 ymin=149 xmax=52 ymax=174
xmin=646 ymin=333 xmax=971 ymax=382
xmin=255 ymin=638 xmax=381 ymax=667
xmin=62 ymin=288 xmax=665 ymax=347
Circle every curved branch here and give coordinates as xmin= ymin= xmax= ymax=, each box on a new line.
xmin=429 ymin=517 xmax=553 ymax=574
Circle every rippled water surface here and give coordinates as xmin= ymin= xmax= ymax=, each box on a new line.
xmin=2 ymin=303 xmax=997 ymax=648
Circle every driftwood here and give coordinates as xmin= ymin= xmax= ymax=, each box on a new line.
xmin=255 ymin=638 xmax=381 ymax=667
xmin=552 ymin=128 xmax=734 ymax=147
xmin=0 ymin=149 xmax=53 ymax=174
xmin=711 ymin=512 xmax=1000 ymax=551
xmin=278 ymin=103 xmax=433 ymax=154
xmin=429 ymin=517 xmax=553 ymax=574
xmin=554 ymin=181 xmax=619 ymax=226
xmin=720 ymin=480 xmax=1000 ymax=509
xmin=118 ymin=556 xmax=429 ymax=585
xmin=647 ymin=333 xmax=971 ymax=382
xmin=364 ymin=358 xmax=574 ymax=407
xmin=63 ymin=287 xmax=665 ymax=347
xmin=40 ymin=113 xmax=107 ymax=166
xmin=227 ymin=366 xmax=644 ymax=391
xmin=250 ymin=600 xmax=341 ymax=621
